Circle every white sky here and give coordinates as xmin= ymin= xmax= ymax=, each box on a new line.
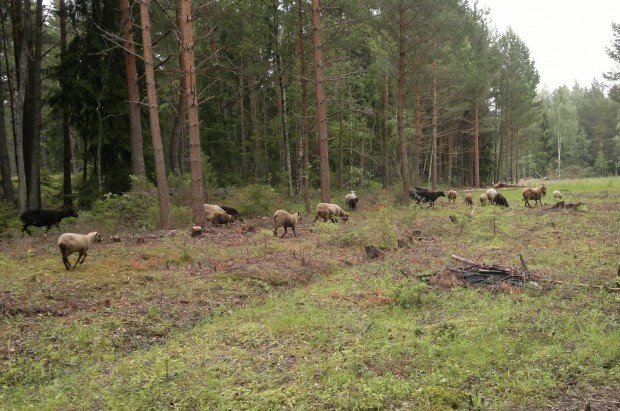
xmin=474 ymin=0 xmax=620 ymax=91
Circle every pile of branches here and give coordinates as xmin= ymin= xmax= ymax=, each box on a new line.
xmin=445 ymin=255 xmax=533 ymax=287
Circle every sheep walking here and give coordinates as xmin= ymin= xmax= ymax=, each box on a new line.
xmin=58 ymin=231 xmax=102 ymax=270
xmin=522 ymin=185 xmax=546 ymax=208
xmin=20 ymin=208 xmax=78 ymax=236
xmin=464 ymin=193 xmax=473 ymax=207
xmin=447 ymin=190 xmax=457 ymax=204
xmin=273 ymin=210 xmax=302 ymax=238
xmin=409 ymin=188 xmax=445 ymax=208
xmin=553 ymin=190 xmax=563 ymax=200
xmin=479 ymin=193 xmax=488 ymax=206
xmin=345 ymin=191 xmax=358 ymax=211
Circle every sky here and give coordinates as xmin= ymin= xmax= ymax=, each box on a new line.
xmin=474 ymin=0 xmax=620 ymax=91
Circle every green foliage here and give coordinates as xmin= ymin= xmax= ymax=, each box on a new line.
xmin=225 ymin=184 xmax=279 ymax=217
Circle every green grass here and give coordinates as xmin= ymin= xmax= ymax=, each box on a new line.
xmin=1 ymin=177 xmax=619 ymax=410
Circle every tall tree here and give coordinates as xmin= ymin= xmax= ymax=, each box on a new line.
xmin=58 ymin=0 xmax=73 ymax=207
xmin=119 ymin=0 xmax=146 ymax=177
xmin=311 ymin=0 xmax=330 ymax=203
xmin=0 ymin=51 xmax=14 ymax=203
xmin=295 ymin=0 xmax=311 ymax=213
xmin=396 ymin=2 xmax=410 ymax=204
xmin=139 ymin=0 xmax=171 ymax=228
xmin=178 ymin=0 xmax=205 ymax=227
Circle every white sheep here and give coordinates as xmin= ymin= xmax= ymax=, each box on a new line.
xmin=486 ymin=188 xmax=497 ymax=205
xmin=58 ymin=231 xmax=102 ymax=270
xmin=479 ymin=193 xmax=488 ymax=206
xmin=345 ymin=191 xmax=358 ymax=211
xmin=314 ymin=203 xmax=349 ymax=223
xmin=273 ymin=210 xmax=302 ymax=238
xmin=553 ymin=190 xmax=563 ymax=199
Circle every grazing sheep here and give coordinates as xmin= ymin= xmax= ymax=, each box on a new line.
xmin=20 ymin=208 xmax=78 ymax=236
xmin=314 ymin=203 xmax=349 ymax=223
xmin=220 ymin=206 xmax=244 ymax=222
xmin=57 ymin=231 xmax=102 ymax=270
xmin=538 ymin=184 xmax=547 ymax=196
xmin=211 ymin=211 xmax=235 ymax=226
xmin=203 ymin=204 xmax=227 ymax=225
xmin=345 ymin=191 xmax=358 ymax=211
xmin=464 ymin=193 xmax=473 ymax=207
xmin=485 ymin=188 xmax=497 ymax=205
xmin=273 ymin=210 xmax=302 ymax=238
xmin=522 ymin=186 xmax=545 ymax=208
xmin=447 ymin=190 xmax=457 ymax=204
xmin=553 ymin=190 xmax=563 ymax=200
xmin=479 ymin=193 xmax=488 ymax=206
xmin=410 ymin=188 xmax=445 ymax=208
xmin=494 ymin=193 xmax=509 ymax=207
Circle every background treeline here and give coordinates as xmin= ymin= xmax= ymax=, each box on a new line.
xmin=1 ymin=0 xmax=619 ymax=215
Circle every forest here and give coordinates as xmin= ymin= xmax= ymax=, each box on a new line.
xmin=1 ymin=0 xmax=620 ymax=225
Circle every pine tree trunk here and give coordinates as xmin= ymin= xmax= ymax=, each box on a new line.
xmin=431 ymin=57 xmax=438 ymax=191
xmin=0 ymin=61 xmax=13 ymax=203
xmin=296 ymin=0 xmax=310 ymax=213
xmin=178 ymin=0 xmax=204 ymax=226
xmin=13 ymin=0 xmax=29 ymax=212
xmin=474 ymin=102 xmax=480 ymax=187
xmin=59 ymin=0 xmax=72 ymax=207
xmin=311 ymin=0 xmax=330 ymax=203
xmin=119 ymin=0 xmax=146 ymax=177
xmin=139 ymin=0 xmax=171 ymax=229
xmin=396 ymin=3 xmax=410 ymax=205
xmin=382 ymin=71 xmax=389 ymax=189
xmin=239 ymin=71 xmax=248 ymax=181
xmin=249 ymin=76 xmax=262 ymax=179
xmin=413 ymin=87 xmax=421 ymax=188
xmin=338 ymin=83 xmax=344 ymax=189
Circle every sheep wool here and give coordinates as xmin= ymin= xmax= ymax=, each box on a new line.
xmin=553 ymin=190 xmax=563 ymax=199
xmin=479 ymin=193 xmax=488 ymax=206
xmin=522 ymin=186 xmax=544 ymax=208
xmin=486 ymin=188 xmax=497 ymax=205
xmin=464 ymin=193 xmax=473 ymax=207
xmin=58 ymin=231 xmax=102 ymax=271
xmin=314 ymin=203 xmax=349 ymax=223
xmin=345 ymin=191 xmax=359 ymax=211
xmin=273 ymin=210 xmax=302 ymax=237
xmin=447 ymin=190 xmax=458 ymax=204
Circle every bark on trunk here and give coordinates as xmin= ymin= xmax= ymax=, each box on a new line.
xmin=382 ymin=71 xmax=389 ymax=189
xmin=296 ymin=0 xmax=310 ymax=213
xmin=311 ymin=0 xmax=330 ymax=203
xmin=474 ymin=102 xmax=480 ymax=187
xmin=431 ymin=57 xmax=438 ymax=191
xmin=0 ymin=61 xmax=13 ymax=202
xmin=396 ymin=3 xmax=410 ymax=205
xmin=59 ymin=0 xmax=73 ymax=207
xmin=139 ymin=0 xmax=171 ymax=228
xmin=119 ymin=0 xmax=146 ymax=177
xmin=178 ymin=0 xmax=204 ymax=226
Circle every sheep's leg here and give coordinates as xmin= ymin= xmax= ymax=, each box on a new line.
xmin=281 ymin=226 xmax=288 ymax=238
xmin=74 ymin=251 xmax=87 ymax=267
xmin=292 ymin=226 xmax=297 ymax=237
xmin=62 ymin=255 xmax=71 ymax=270
xmin=273 ymin=227 xmax=278 ymax=237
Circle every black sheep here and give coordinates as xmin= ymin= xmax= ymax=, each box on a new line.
xmin=20 ymin=208 xmax=79 ymax=236
xmin=494 ymin=193 xmax=509 ymax=207
xmin=220 ymin=206 xmax=243 ymax=222
xmin=410 ymin=188 xmax=445 ymax=208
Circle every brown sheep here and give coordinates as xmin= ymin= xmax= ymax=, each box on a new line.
xmin=447 ymin=190 xmax=457 ymax=204
xmin=211 ymin=211 xmax=235 ymax=227
xmin=479 ymin=193 xmax=488 ymax=206
xmin=464 ymin=193 xmax=473 ymax=207
xmin=314 ymin=203 xmax=349 ymax=223
xmin=522 ymin=186 xmax=545 ymax=208
xmin=273 ymin=210 xmax=302 ymax=238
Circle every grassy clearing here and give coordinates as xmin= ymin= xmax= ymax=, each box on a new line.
xmin=1 ymin=177 xmax=619 ymax=410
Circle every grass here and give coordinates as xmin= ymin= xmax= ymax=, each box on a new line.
xmin=1 ymin=177 xmax=619 ymax=410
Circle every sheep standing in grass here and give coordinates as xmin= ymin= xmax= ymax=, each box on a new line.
xmin=273 ymin=210 xmax=302 ymax=237
xmin=486 ymin=188 xmax=497 ymax=205
xmin=553 ymin=190 xmax=563 ymax=200
xmin=20 ymin=208 xmax=78 ymax=236
xmin=522 ymin=186 xmax=545 ymax=208
xmin=58 ymin=232 xmax=102 ymax=270
xmin=314 ymin=203 xmax=349 ymax=223
xmin=447 ymin=190 xmax=457 ymax=204
xmin=479 ymin=193 xmax=488 ymax=206
xmin=345 ymin=191 xmax=358 ymax=211
xmin=464 ymin=193 xmax=473 ymax=207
